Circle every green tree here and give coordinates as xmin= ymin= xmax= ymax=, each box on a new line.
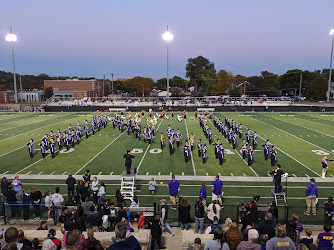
xmin=185 ymin=56 xmax=215 ymax=92
xmin=211 ymin=70 xmax=235 ymax=94
xmin=123 ymin=77 xmax=152 ymax=96
xmin=44 ymin=87 xmax=54 ymax=99
xmin=306 ymin=77 xmax=328 ymax=100
xmin=229 ymin=87 xmax=241 ymax=97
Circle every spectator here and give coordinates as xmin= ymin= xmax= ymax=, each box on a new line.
xmin=12 ymin=176 xmax=22 ymax=203
xmin=149 ymin=214 xmax=166 ymax=249
xmin=179 ymin=197 xmax=191 ymax=230
xmin=86 ymin=229 xmax=103 ymax=250
xmin=44 ymin=229 xmax=61 ymax=250
xmin=3 ymin=242 xmax=19 ymax=250
xmin=77 ymin=181 xmax=88 ymax=202
xmin=168 ymin=175 xmax=180 ymax=210
xmin=324 ymin=197 xmax=334 ymax=225
xmin=207 ymin=201 xmax=221 ymax=223
xmin=37 ymin=221 xmax=48 ymax=230
xmin=64 ymin=214 xmax=75 ymax=232
xmin=195 ymin=199 xmax=205 ymax=234
xmin=268 ymin=201 xmax=278 ymax=221
xmin=98 ymin=182 xmax=106 ymax=204
xmin=7 ymin=185 xmax=19 ymax=218
xmin=30 ymin=186 xmax=42 ymax=220
xmin=4 ymin=227 xmax=32 ymax=249
xmin=305 ymin=178 xmax=318 ymax=216
xmin=91 ymin=176 xmax=99 ymax=204
xmin=315 ymin=224 xmax=333 ymax=249
xmin=58 ymin=207 xmax=69 ymax=225
xmin=52 ymin=187 xmax=64 ymax=225
xmin=44 ymin=191 xmax=53 ymax=221
xmin=74 ymin=206 xmax=88 ymax=232
xmin=210 ymin=216 xmax=222 ymax=234
xmin=106 ymin=222 xmax=141 ymax=250
xmin=65 ymin=196 xmax=75 ymax=207
xmin=137 ymin=212 xmax=145 ymax=230
xmin=1 ymin=177 xmax=10 ymax=203
xmin=241 ymin=225 xmax=252 ymax=241
xmin=160 ymin=199 xmax=174 ymax=236
xmin=115 ymin=189 xmax=125 ymax=208
xmin=21 ymin=189 xmax=30 ymax=220
xmin=224 ymin=218 xmax=233 ymax=233
xmin=199 ymin=183 xmax=207 ymax=205
xmin=237 ymin=229 xmax=261 ymax=250
xmin=87 ymin=206 xmax=99 ymax=229
xmin=18 ymin=230 xmax=32 ymax=248
xmin=187 ymin=238 xmax=204 ymax=250
xmin=211 ymin=174 xmax=223 ymax=206
xmin=260 ymin=234 xmax=268 ymax=250
xmin=266 ymin=224 xmax=295 ymax=250
xmin=32 ymin=238 xmax=41 ymax=250
xmin=286 ymin=220 xmax=300 ymax=248
xmin=226 ymin=222 xmax=243 ymax=250
xmin=256 ymin=212 xmax=276 ymax=239
xmin=291 ymin=214 xmax=303 ymax=233
xmin=65 ymin=174 xmax=76 ymax=197
xmin=83 ymin=169 xmax=91 ymax=197
xmin=81 ymin=197 xmax=93 ymax=215
xmin=41 ymin=239 xmax=56 ymax=250
xmin=204 ymin=229 xmax=229 ymax=250
xmin=109 ymin=203 xmax=119 ymax=230
xmin=299 ymin=229 xmax=313 ymax=248
xmin=148 ymin=178 xmax=157 ymax=194
xmin=64 ymin=230 xmax=86 ymax=250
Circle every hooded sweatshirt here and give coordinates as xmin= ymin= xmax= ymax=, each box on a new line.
xmin=237 ymin=241 xmax=261 ymax=250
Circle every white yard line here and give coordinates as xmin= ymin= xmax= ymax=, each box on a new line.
xmin=185 ymin=119 xmax=196 ymax=176
xmin=0 ymin=118 xmax=56 ymax=133
xmin=74 ymin=131 xmax=126 ymax=175
xmin=262 ymin=114 xmax=334 ymax=139
xmin=253 ymin=115 xmax=331 ymax=154
xmin=0 ymin=116 xmax=77 ymax=142
xmin=209 ymin=118 xmax=258 ymax=177
xmin=137 ymin=120 xmax=163 ymax=173
xmin=233 ymin=115 xmax=321 ymax=177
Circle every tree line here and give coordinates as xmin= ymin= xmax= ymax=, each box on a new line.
xmin=0 ymin=55 xmax=331 ymax=100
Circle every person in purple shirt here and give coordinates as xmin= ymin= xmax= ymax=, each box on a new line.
xmin=168 ymin=175 xmax=180 ymax=210
xmin=212 ymin=175 xmax=223 ymax=206
xmin=199 ymin=183 xmax=207 ymax=205
xmin=316 ymin=224 xmax=334 ymax=249
xmin=12 ymin=176 xmax=22 ymax=203
xmin=305 ymin=178 xmax=318 ymax=216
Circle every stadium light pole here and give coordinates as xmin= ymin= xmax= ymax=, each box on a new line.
xmin=327 ymin=28 xmax=334 ymax=102
xmin=162 ymin=26 xmax=173 ymax=101
xmin=5 ymin=27 xmax=18 ymax=103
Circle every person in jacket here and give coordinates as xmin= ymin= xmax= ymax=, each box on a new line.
xmin=115 ymin=189 xmax=126 ymax=208
xmin=237 ymin=229 xmax=261 ymax=250
xmin=305 ymin=178 xmax=318 ymax=216
xmin=207 ymin=201 xmax=221 ymax=223
xmin=150 ymin=214 xmax=166 ymax=249
xmin=30 ymin=186 xmax=42 ymax=220
xmin=324 ymin=196 xmax=334 ymax=225
xmin=226 ymin=222 xmax=243 ymax=250
xmin=44 ymin=229 xmax=61 ymax=250
xmin=91 ymin=176 xmax=99 ymax=204
xmin=123 ymin=149 xmax=135 ymax=174
xmin=266 ymin=224 xmax=295 ymax=250
xmin=179 ymin=197 xmax=191 ymax=230
xmin=256 ymin=212 xmax=276 ymax=239
xmin=4 ymin=227 xmax=33 ymax=250
xmin=204 ymin=229 xmax=230 ymax=250
xmin=66 ymin=174 xmax=76 ymax=197
xmin=106 ymin=222 xmax=141 ymax=250
xmin=195 ymin=199 xmax=205 ymax=234
xmin=1 ymin=177 xmax=10 ymax=203
xmin=148 ymin=178 xmax=157 ymax=194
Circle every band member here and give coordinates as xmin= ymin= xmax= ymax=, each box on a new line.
xmin=176 ymin=129 xmax=182 ymax=147
xmin=197 ymin=139 xmax=203 ymax=157
xmin=183 ymin=141 xmax=190 ymax=163
xmin=65 ymin=134 xmax=70 ymax=150
xmin=202 ymin=144 xmax=207 ymax=164
xmin=39 ymin=140 xmax=46 ymax=158
xmin=322 ymin=155 xmax=334 ymax=178
xmin=268 ymin=164 xmax=284 ymax=193
xmin=213 ymin=139 xmax=221 ymax=159
xmin=241 ymin=139 xmax=247 ymax=159
xmin=50 ymin=138 xmax=56 ymax=159
xmin=56 ymin=129 xmax=62 ymax=150
xmin=245 ymin=129 xmax=251 ymax=143
xmin=238 ymin=124 xmax=243 ymax=139
xmin=43 ymin=134 xmax=49 ymax=150
xmin=218 ymin=145 xmax=224 ymax=165
xmin=169 ymin=136 xmax=174 ymax=155
xmin=248 ymin=146 xmax=254 ymax=166
xmin=76 ymin=129 xmax=80 ymax=144
xmin=71 ymin=131 xmax=76 ymax=147
xmin=189 ymin=133 xmax=195 ymax=151
xmin=262 ymin=139 xmax=270 ymax=161
xmin=270 ymin=146 xmax=277 ymax=166
xmin=233 ymin=133 xmax=237 ymax=149
xmin=253 ymin=132 xmax=258 ymax=149
xmin=123 ymin=149 xmax=135 ymax=174
xmin=208 ymin=129 xmax=213 ymax=145
xmin=171 ymin=111 xmax=174 ymax=120
xmin=85 ymin=124 xmax=89 ymax=139
xmin=160 ymin=133 xmax=165 ymax=150
xmin=27 ymin=139 xmax=34 ymax=159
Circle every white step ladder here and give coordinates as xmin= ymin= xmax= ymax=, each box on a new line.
xmin=121 ymin=172 xmax=136 ymax=200
xmin=271 ymin=189 xmax=286 ymax=205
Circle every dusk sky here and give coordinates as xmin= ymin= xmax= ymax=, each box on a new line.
xmin=0 ymin=0 xmax=333 ymax=80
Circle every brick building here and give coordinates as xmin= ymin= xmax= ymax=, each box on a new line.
xmin=44 ymin=79 xmax=110 ymax=98
xmin=0 ymin=91 xmax=15 ymax=103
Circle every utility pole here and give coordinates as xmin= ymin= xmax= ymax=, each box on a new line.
xmin=19 ymin=75 xmax=23 ymax=105
xmin=102 ymin=75 xmax=105 ymax=98
xmin=299 ymin=72 xmax=302 ymax=100
xmin=111 ymin=73 xmax=114 ymax=99
xmin=244 ymin=81 xmax=246 ymax=96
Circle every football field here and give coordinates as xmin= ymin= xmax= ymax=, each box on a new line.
xmin=0 ymin=112 xmax=333 ymax=178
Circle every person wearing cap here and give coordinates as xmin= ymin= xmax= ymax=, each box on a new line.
xmin=262 ymin=139 xmax=270 ymax=161
xmin=183 ymin=141 xmax=190 ymax=163
xmin=197 ymin=139 xmax=203 ymax=157
xmin=160 ymin=199 xmax=175 ymax=236
xmin=27 ymin=139 xmax=34 ymax=159
xmin=252 ymin=132 xmax=258 ymax=150
xmin=123 ymin=150 xmax=135 ymax=174
xmin=268 ymin=164 xmax=285 ymax=193
xmin=202 ymin=144 xmax=207 ymax=164
xmin=44 ymin=229 xmax=61 ymax=250
xmin=237 ymin=229 xmax=261 ymax=250
xmin=305 ymin=178 xmax=318 ymax=216
xmin=168 ymin=175 xmax=180 ymax=209
xmin=270 ymin=146 xmax=277 ymax=167
xmin=209 ymin=216 xmax=222 ymax=234
xmin=211 ymin=175 xmax=223 ymax=206
xmin=175 ymin=129 xmax=182 ymax=147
